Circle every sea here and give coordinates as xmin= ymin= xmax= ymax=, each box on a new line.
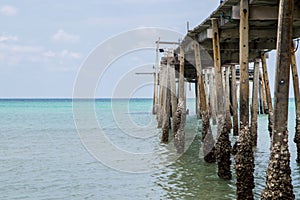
xmin=0 ymin=98 xmax=299 ymax=200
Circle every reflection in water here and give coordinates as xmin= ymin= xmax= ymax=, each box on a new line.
xmin=153 ymin=116 xmax=235 ymax=200
xmin=152 ymin=114 xmax=300 ymax=200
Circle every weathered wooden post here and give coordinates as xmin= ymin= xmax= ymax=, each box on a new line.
xmin=157 ymin=64 xmax=165 ymax=128
xmin=161 ymin=61 xmax=170 ymax=143
xmin=173 ymin=46 xmax=186 ymax=153
xmin=195 ymin=80 xmax=201 ymax=119
xmin=259 ymin=69 xmax=267 ymax=114
xmin=212 ymin=18 xmax=232 ymax=180
xmin=225 ymin=66 xmax=232 ymax=131
xmin=209 ymin=69 xmax=217 ymax=125
xmin=261 ymin=0 xmax=295 ymax=199
xmin=231 ymin=65 xmax=239 ymax=136
xmin=194 ymin=42 xmax=216 ymax=163
xmin=251 ymin=60 xmax=260 ymax=146
xmin=291 ymin=42 xmax=300 ymax=163
xmin=235 ymin=0 xmax=255 ymax=199
xmin=169 ymin=60 xmax=178 ymax=131
xmin=153 ymin=38 xmax=160 ymax=114
xmin=261 ymin=52 xmax=273 ymax=136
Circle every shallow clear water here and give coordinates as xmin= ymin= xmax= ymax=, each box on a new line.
xmin=0 ymin=99 xmax=299 ymax=200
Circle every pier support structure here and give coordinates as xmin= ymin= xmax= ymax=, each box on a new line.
xmin=173 ymin=46 xmax=186 ymax=153
xmin=261 ymin=0 xmax=295 ymax=199
xmin=194 ymin=42 xmax=216 ymax=163
xmin=153 ymin=38 xmax=160 ymax=114
xmin=291 ymin=43 xmax=300 ymax=163
xmin=261 ymin=52 xmax=274 ymax=136
xmin=235 ymin=0 xmax=255 ymax=199
xmin=212 ymin=18 xmax=232 ymax=180
xmin=251 ymin=60 xmax=260 ymax=146
xmin=161 ymin=62 xmax=171 ymax=143
xmin=231 ymin=65 xmax=239 ymax=136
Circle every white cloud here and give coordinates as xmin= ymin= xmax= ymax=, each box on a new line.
xmin=52 ymin=29 xmax=80 ymax=43
xmin=0 ymin=35 xmax=18 ymax=42
xmin=0 ymin=5 xmax=18 ymax=16
xmin=43 ymin=49 xmax=82 ymax=59
xmin=0 ymin=43 xmax=43 ymax=65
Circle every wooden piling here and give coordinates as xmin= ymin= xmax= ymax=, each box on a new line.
xmin=169 ymin=62 xmax=178 ymax=132
xmin=212 ymin=18 xmax=232 ymax=180
xmin=235 ymin=0 xmax=255 ymax=199
xmin=195 ymin=80 xmax=201 ymax=119
xmin=194 ymin=42 xmax=216 ymax=163
xmin=291 ymin=43 xmax=300 ymax=163
xmin=231 ymin=65 xmax=239 ymax=136
xmin=251 ymin=61 xmax=260 ymax=146
xmin=173 ymin=46 xmax=186 ymax=153
xmin=261 ymin=0 xmax=295 ymax=199
xmin=261 ymin=52 xmax=273 ymax=136
xmin=259 ymin=69 xmax=267 ymax=114
xmin=153 ymin=38 xmax=160 ymax=114
xmin=209 ymin=69 xmax=217 ymax=125
xmin=161 ymin=62 xmax=170 ymax=143
xmin=225 ymin=67 xmax=232 ymax=131
xmin=157 ymin=65 xmax=165 ymax=128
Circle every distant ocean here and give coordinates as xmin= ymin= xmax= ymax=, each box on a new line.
xmin=0 ymin=98 xmax=299 ymax=200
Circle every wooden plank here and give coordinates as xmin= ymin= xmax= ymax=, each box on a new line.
xmin=262 ymin=0 xmax=295 ymax=198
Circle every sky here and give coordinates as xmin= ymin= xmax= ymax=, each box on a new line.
xmin=0 ymin=0 xmax=299 ymax=98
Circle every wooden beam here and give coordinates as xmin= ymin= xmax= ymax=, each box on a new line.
xmin=262 ymin=0 xmax=295 ymax=198
xmin=232 ymin=5 xmax=300 ymax=20
xmin=198 ymin=28 xmax=300 ymax=42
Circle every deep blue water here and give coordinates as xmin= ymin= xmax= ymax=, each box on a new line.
xmin=0 ymin=99 xmax=299 ymax=199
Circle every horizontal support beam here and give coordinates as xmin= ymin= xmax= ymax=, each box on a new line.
xmin=232 ymin=5 xmax=300 ymax=20
xmin=199 ymin=28 xmax=300 ymax=42
xmin=200 ymin=40 xmax=276 ymax=50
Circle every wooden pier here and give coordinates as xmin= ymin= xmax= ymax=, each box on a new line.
xmin=152 ymin=0 xmax=300 ymax=199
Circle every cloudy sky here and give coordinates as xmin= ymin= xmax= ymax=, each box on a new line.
xmin=0 ymin=1 xmax=299 ymax=98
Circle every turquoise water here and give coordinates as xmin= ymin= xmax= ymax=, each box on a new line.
xmin=0 ymin=99 xmax=299 ymax=200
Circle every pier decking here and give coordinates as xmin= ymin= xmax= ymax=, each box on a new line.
xmin=153 ymin=0 xmax=300 ymax=199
